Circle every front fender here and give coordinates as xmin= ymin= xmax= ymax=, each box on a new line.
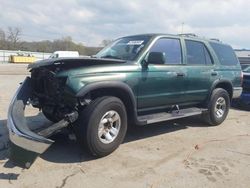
xmin=76 ymin=81 xmax=146 ymax=126
xmin=76 ymin=81 xmax=135 ymax=99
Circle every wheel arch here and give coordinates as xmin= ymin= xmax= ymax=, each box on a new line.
xmin=209 ymin=80 xmax=233 ymax=101
xmin=76 ymin=81 xmax=144 ymax=125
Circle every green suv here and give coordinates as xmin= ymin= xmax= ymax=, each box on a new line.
xmin=8 ymin=34 xmax=242 ymax=167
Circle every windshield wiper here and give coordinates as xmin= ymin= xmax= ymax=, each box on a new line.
xmin=100 ymin=55 xmax=121 ymax=60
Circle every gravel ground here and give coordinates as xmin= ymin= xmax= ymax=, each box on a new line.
xmin=0 ymin=64 xmax=250 ymax=188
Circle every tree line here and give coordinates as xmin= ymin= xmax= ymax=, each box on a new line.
xmin=0 ymin=27 xmax=112 ymax=56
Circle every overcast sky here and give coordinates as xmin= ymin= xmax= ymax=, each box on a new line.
xmin=0 ymin=0 xmax=249 ymax=48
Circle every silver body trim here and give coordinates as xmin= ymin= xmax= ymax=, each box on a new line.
xmin=232 ymin=87 xmax=243 ymax=99
xmin=7 ymin=77 xmax=53 ymax=154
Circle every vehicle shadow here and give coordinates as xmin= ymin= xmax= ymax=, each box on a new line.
xmin=0 ymin=119 xmax=9 ymax=161
xmin=0 ymin=172 xmax=19 ymax=182
xmin=0 ymin=114 xmax=52 ymax=166
xmin=40 ymin=115 xmax=207 ymax=164
xmin=231 ymin=103 xmax=250 ymax=111
xmin=0 ymin=114 xmax=208 ymax=166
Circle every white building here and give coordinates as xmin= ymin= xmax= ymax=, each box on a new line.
xmin=235 ymin=49 xmax=250 ymax=64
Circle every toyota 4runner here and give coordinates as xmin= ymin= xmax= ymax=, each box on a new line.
xmin=7 ymin=34 xmax=242 ymax=168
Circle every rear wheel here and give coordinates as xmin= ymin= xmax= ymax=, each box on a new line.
xmin=203 ymin=88 xmax=230 ymax=126
xmin=74 ymin=96 xmax=127 ymax=157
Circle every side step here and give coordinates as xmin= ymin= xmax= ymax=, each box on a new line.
xmin=138 ymin=107 xmax=207 ymax=124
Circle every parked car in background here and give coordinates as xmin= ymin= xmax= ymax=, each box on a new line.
xmin=49 ymin=51 xmax=79 ymax=58
xmin=233 ymin=64 xmax=250 ymax=110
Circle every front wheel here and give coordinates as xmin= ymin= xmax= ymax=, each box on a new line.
xmin=74 ymin=96 xmax=127 ymax=157
xmin=202 ymin=88 xmax=230 ymax=126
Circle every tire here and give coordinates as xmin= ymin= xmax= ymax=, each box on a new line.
xmin=74 ymin=96 xmax=127 ymax=157
xmin=202 ymin=88 xmax=230 ymax=126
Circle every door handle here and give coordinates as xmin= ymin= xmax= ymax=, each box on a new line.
xmin=176 ymin=72 xmax=185 ymax=77
xmin=211 ymin=71 xmax=218 ymax=76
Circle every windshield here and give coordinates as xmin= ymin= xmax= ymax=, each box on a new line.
xmin=96 ymin=36 xmax=152 ymax=61
xmin=241 ymin=64 xmax=250 ymax=73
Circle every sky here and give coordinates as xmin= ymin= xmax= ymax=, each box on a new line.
xmin=0 ymin=0 xmax=249 ymax=48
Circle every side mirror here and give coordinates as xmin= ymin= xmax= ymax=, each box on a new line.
xmin=147 ymin=52 xmax=165 ymax=65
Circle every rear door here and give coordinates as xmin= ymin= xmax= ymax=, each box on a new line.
xmin=183 ymin=39 xmax=216 ymax=104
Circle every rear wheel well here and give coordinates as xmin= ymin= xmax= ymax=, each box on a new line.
xmin=79 ymin=88 xmax=135 ymax=124
xmin=214 ymin=82 xmax=233 ymax=100
xmin=203 ymin=82 xmax=233 ymax=108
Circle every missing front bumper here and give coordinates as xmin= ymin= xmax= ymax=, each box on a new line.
xmin=7 ymin=77 xmax=78 ymax=168
xmin=7 ymin=77 xmax=54 ymax=167
xmin=7 ymin=77 xmax=79 ymax=168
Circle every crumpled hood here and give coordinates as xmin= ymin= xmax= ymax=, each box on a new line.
xmin=28 ymin=57 xmax=126 ymax=69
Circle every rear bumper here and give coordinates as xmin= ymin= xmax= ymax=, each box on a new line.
xmin=232 ymin=87 xmax=243 ymax=99
xmin=7 ymin=77 xmax=54 ymax=154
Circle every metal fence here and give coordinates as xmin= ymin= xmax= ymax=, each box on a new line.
xmin=0 ymin=50 xmax=52 ymax=63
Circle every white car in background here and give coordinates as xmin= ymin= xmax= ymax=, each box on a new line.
xmin=49 ymin=51 xmax=79 ymax=58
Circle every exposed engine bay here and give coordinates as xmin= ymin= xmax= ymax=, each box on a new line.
xmin=30 ymin=67 xmax=73 ymax=122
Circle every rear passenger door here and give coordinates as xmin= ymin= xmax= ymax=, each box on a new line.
xmin=183 ymin=40 xmax=216 ymax=104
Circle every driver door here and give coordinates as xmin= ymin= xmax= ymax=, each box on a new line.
xmin=137 ymin=37 xmax=188 ymax=111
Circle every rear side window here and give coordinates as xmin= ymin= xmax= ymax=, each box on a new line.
xmin=149 ymin=38 xmax=182 ymax=64
xmin=185 ymin=40 xmax=213 ymax=65
xmin=210 ymin=42 xmax=239 ymax=66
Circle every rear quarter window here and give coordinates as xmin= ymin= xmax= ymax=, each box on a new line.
xmin=210 ymin=42 xmax=239 ymax=66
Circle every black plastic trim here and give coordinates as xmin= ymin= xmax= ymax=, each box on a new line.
xmin=76 ymin=81 xmax=146 ymax=125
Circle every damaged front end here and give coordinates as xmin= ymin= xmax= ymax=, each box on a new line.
xmin=7 ymin=57 xmax=126 ymax=168
xmin=8 ymin=67 xmax=78 ymax=168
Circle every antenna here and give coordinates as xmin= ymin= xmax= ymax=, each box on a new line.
xmin=181 ymin=22 xmax=184 ymax=34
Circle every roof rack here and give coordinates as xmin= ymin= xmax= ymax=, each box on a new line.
xmin=210 ymin=38 xmax=221 ymax=42
xmin=178 ymin=33 xmax=198 ymax=37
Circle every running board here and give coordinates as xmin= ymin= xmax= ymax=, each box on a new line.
xmin=138 ymin=107 xmax=207 ymax=124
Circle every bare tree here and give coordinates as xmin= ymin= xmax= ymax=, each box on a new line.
xmin=101 ymin=39 xmax=113 ymax=47
xmin=0 ymin=28 xmax=6 ymax=49
xmin=7 ymin=27 xmax=22 ymax=49
xmin=0 ymin=27 xmax=100 ymax=55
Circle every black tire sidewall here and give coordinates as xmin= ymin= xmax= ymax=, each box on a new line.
xmin=78 ymin=97 xmax=127 ymax=156
xmin=208 ymin=88 xmax=230 ymax=125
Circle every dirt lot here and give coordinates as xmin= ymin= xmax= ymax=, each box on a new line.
xmin=0 ymin=64 xmax=250 ymax=188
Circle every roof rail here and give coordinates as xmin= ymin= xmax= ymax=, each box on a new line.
xmin=178 ymin=33 xmax=197 ymax=37
xmin=210 ymin=38 xmax=221 ymax=42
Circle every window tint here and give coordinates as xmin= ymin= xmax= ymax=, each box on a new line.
xmin=210 ymin=42 xmax=239 ymax=66
xmin=149 ymin=38 xmax=182 ymax=64
xmin=185 ymin=40 xmax=212 ymax=65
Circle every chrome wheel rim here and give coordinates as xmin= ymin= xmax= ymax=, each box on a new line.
xmin=214 ymin=97 xmax=226 ymax=118
xmin=98 ymin=110 xmax=121 ymax=144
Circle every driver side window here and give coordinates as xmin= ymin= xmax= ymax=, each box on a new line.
xmin=149 ymin=38 xmax=182 ymax=64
